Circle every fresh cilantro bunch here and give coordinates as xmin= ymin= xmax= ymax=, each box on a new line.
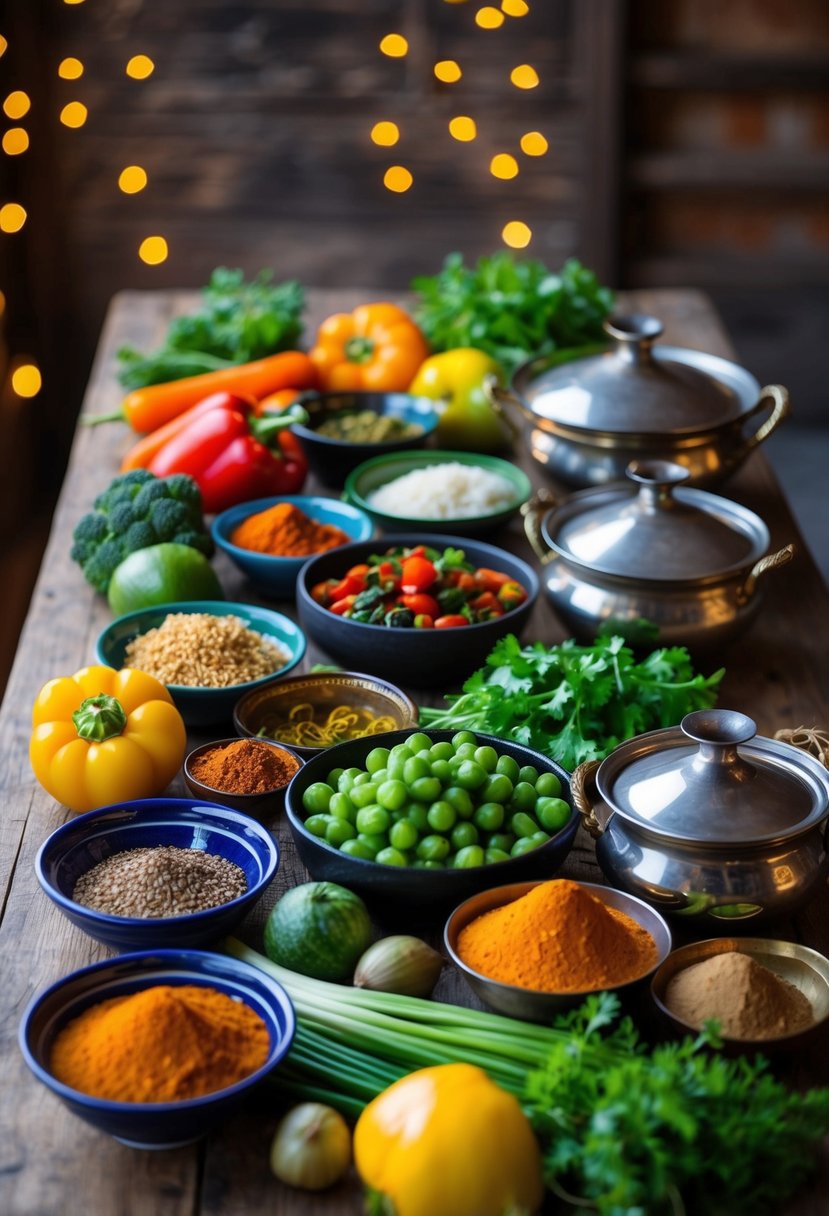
xmin=117 ymin=268 xmax=304 ymax=388
xmin=420 ymin=635 xmax=724 ymax=770
xmin=411 ymin=251 xmax=614 ymax=375
xmin=525 ymin=994 xmax=829 ymax=1215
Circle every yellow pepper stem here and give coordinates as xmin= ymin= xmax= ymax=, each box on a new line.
xmin=72 ymin=694 xmax=127 ymax=742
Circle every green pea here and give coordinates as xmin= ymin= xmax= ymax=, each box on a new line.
xmin=429 ymin=741 xmax=454 ymax=762
xmin=340 ymin=838 xmax=375 ymax=860
xmin=485 ymin=847 xmax=511 ymax=865
xmin=356 ymin=805 xmax=391 ymax=835
xmin=389 ymin=819 xmax=418 ymax=851
xmin=518 ymin=764 xmax=539 ymax=785
xmin=528 ymin=830 xmax=551 ymax=848
xmin=510 ymin=836 xmax=539 ymax=858
xmin=453 ymin=845 xmax=485 ymax=869
xmin=452 ymin=730 xmax=478 ymax=748
xmin=487 ymin=831 xmax=515 ymax=853
xmin=473 ymin=745 xmax=498 ymax=772
xmin=325 ymin=819 xmax=357 ymax=847
xmin=370 ymin=768 xmax=389 ymax=786
xmin=412 ymin=859 xmax=444 ymax=870
xmin=403 ymin=755 xmax=431 ymax=785
xmin=409 ymin=776 xmax=442 ymax=803
xmin=356 ymin=832 xmax=386 ymax=858
xmin=454 ymin=760 xmax=488 ymax=791
xmin=444 ymin=786 xmax=474 ymax=819
xmin=328 ymin=792 xmax=356 ymax=822
xmin=473 ymin=801 xmax=504 ymax=832
xmin=405 ymin=732 xmax=433 ymax=754
xmin=536 ymin=796 xmax=571 ymax=832
xmin=406 ymin=802 xmax=430 ymax=832
xmin=365 ymin=747 xmax=390 ymax=774
xmin=510 ymin=781 xmax=537 ymax=812
xmin=327 ymin=767 xmax=344 ymax=787
xmin=451 ymin=822 xmax=479 ymax=851
xmin=416 ymin=835 xmax=451 ymax=862
xmin=453 ymin=742 xmax=477 ymax=762
xmin=386 ymin=756 xmax=406 ymax=781
xmin=482 ymin=773 xmax=513 ymax=804
xmin=495 ymin=754 xmax=520 ymax=783
xmin=511 ymin=811 xmax=538 ymax=839
xmin=377 ymin=779 xmax=408 ymax=811
xmin=302 ymin=782 xmax=334 ymax=814
xmin=429 ymin=758 xmax=452 ymax=784
xmin=352 ymin=771 xmax=372 ymax=786
xmin=350 ymin=782 xmax=380 ymax=809
xmin=375 ymin=846 xmax=409 ymax=867
xmin=536 ymin=771 xmax=562 ymax=798
xmin=337 ymin=767 xmax=362 ymax=794
xmin=389 ymin=743 xmax=414 ymax=763
xmin=305 ymin=813 xmax=331 ymax=838
xmin=427 ymin=801 xmax=456 ymax=832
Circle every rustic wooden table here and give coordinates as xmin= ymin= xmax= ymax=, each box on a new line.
xmin=2 ymin=288 xmax=828 ymax=1216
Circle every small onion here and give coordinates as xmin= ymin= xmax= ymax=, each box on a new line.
xmin=354 ymin=935 xmax=444 ymax=998
xmin=270 ymin=1102 xmax=351 ymax=1190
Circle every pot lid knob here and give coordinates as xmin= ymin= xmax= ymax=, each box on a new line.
xmin=680 ymin=709 xmax=757 ymax=785
xmin=603 ymin=314 xmax=664 ymax=367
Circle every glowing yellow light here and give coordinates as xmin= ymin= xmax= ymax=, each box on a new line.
xmin=4 ymin=91 xmax=31 ymax=119
xmin=379 ymin=34 xmax=408 ymax=58
xmin=490 ymin=153 xmax=519 ymax=180
xmin=449 ymin=116 xmax=477 ymax=142
xmin=383 ymin=165 xmax=413 ymax=193
xmin=0 ymin=290 xmax=5 ymax=315
xmin=139 ymin=235 xmax=168 ymax=265
xmin=520 ymin=130 xmax=548 ymax=156
xmin=371 ymin=121 xmax=400 ymax=147
xmin=510 ymin=64 xmax=539 ymax=89
xmin=502 ymin=221 xmax=532 ymax=248
xmin=58 ymin=57 xmax=84 ymax=80
xmin=3 ymin=127 xmax=29 ymax=155
xmin=126 ymin=54 xmax=155 ymax=80
xmin=63 ymin=0 xmax=87 ymax=5
xmin=118 ymin=165 xmax=148 ymax=194
xmin=60 ymin=101 xmax=88 ymax=128
xmin=502 ymin=0 xmax=529 ymax=14
xmin=0 ymin=35 xmax=7 ymax=57
xmin=12 ymin=363 xmax=41 ymax=397
xmin=434 ymin=60 xmax=462 ymax=83
xmin=476 ymin=6 xmax=505 ymax=27
xmin=0 ymin=203 xmax=26 ymax=232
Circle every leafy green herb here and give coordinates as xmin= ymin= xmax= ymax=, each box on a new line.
xmin=411 ymin=251 xmax=614 ymax=375
xmin=525 ymin=994 xmax=829 ymax=1215
xmin=117 ymin=268 xmax=304 ymax=388
xmin=419 ymin=634 xmax=724 ymax=770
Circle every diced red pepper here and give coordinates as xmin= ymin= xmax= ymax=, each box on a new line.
xmin=469 ymin=591 xmax=504 ymax=619
xmin=330 ymin=595 xmax=358 ymax=616
xmin=401 ymin=555 xmax=437 ymax=594
xmin=498 ymin=580 xmax=527 ymax=610
xmin=413 ymin=614 xmax=434 ymax=628
xmin=434 ymin=614 xmax=469 ymax=629
xmin=330 ymin=572 xmax=366 ymax=600
xmin=310 ymin=579 xmax=336 ymax=606
xmin=400 ymin=593 xmax=440 ymax=618
xmin=347 ymin=563 xmax=371 ymax=580
xmin=474 ymin=567 xmax=511 ymax=593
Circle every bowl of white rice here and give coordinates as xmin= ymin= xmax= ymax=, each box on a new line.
xmin=344 ymin=450 xmax=532 ymax=535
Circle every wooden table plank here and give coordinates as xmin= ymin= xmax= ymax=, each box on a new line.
xmin=1 ymin=287 xmax=827 ymax=1216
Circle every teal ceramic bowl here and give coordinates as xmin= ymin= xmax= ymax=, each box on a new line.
xmin=95 ymin=600 xmax=306 ymax=726
xmin=212 ymin=496 xmax=374 ymax=599
xmin=344 ymin=450 xmax=532 ymax=535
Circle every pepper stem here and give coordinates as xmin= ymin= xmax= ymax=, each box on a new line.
xmin=248 ymin=403 xmax=310 ymax=448
xmin=344 ymin=336 xmax=375 ymax=364
xmin=72 ymin=694 xmax=128 ymax=742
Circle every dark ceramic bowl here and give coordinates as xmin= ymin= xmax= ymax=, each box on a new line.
xmin=284 ymin=728 xmax=578 ymax=920
xmin=35 ymin=797 xmax=279 ymax=951
xmin=445 ymin=880 xmax=672 ymax=1022
xmin=183 ymin=737 xmax=304 ymax=820
xmin=292 ymin=391 xmax=439 ymax=488
xmin=19 ymin=948 xmax=295 ymax=1148
xmin=296 ymin=534 xmax=540 ymax=688
xmin=233 ymin=670 xmax=419 ymax=761
xmin=95 ymin=600 xmax=307 ymax=726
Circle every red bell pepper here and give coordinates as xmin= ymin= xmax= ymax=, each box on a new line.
xmin=147 ymin=398 xmax=309 ymax=514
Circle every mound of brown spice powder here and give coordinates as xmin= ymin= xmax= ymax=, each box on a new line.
xmin=664 ymin=950 xmax=814 ymax=1040
xmin=190 ymin=737 xmax=300 ymax=794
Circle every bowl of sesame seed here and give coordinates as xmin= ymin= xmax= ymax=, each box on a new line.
xmin=35 ymin=797 xmax=280 ymax=952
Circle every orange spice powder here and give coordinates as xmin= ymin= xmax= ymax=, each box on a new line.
xmin=231 ymin=502 xmax=349 ymax=557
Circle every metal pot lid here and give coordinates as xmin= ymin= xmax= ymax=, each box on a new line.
xmin=543 ymin=461 xmax=767 ymax=581
xmin=515 ymin=315 xmax=758 ymax=435
xmin=596 ymin=709 xmax=829 ymax=846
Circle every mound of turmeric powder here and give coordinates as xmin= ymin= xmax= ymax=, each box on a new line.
xmin=231 ymin=502 xmax=349 ymax=556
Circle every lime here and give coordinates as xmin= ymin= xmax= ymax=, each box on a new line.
xmin=107 ymin=542 xmax=224 ymax=614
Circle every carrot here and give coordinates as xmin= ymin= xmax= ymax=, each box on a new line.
xmin=88 ymin=350 xmax=319 ymax=434
xmin=119 ymin=391 xmax=253 ymax=471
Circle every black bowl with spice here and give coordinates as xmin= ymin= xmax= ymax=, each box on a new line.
xmin=184 ymin=736 xmax=304 ymax=819
xmin=35 ymin=797 xmax=280 ymax=952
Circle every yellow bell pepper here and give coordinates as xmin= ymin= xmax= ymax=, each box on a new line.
xmin=353 ymin=1063 xmax=543 ymax=1216
xmin=30 ymin=665 xmax=187 ymax=814
xmin=309 ymin=302 xmax=430 ymax=393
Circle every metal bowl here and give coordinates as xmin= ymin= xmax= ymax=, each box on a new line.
xmin=490 ymin=314 xmax=790 ymax=489
xmin=651 ymin=937 xmax=829 ymax=1052
xmin=445 ymin=879 xmax=672 ymax=1022
xmin=523 ymin=461 xmax=794 ymax=650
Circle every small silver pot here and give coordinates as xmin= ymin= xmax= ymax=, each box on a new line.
xmin=523 ymin=460 xmax=793 ymax=650
xmin=572 ymin=709 xmax=829 ymax=928
xmin=490 ymin=314 xmax=790 ymax=488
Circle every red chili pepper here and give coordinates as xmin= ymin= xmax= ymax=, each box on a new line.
xmin=147 ymin=399 xmax=309 ymax=514
xmin=401 ymin=555 xmax=437 ymax=594
xmin=400 ymin=593 xmax=440 ymax=618
xmin=434 ymin=614 xmax=469 ymax=628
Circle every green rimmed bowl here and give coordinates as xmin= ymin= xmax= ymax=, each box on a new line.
xmin=344 ymin=450 xmax=532 ymax=535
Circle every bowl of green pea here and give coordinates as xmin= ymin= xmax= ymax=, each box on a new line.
xmin=283 ymin=728 xmax=577 ymax=919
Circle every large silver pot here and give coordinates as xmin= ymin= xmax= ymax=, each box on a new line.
xmin=573 ymin=709 xmax=829 ymax=928
xmin=523 ymin=460 xmax=793 ymax=650
xmin=490 ymin=314 xmax=790 ymax=488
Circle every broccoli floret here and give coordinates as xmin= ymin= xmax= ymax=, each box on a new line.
xmin=93 ymin=468 xmax=155 ymax=512
xmin=123 ymin=520 xmax=156 ymax=553
xmin=173 ymin=529 xmax=214 ymax=557
xmin=149 ymin=497 xmax=189 ymax=541
xmin=118 ymin=468 xmax=156 ymax=490
xmin=133 ymin=479 xmax=170 ymax=516
xmin=165 ymin=473 xmax=203 ymax=517
xmin=82 ymin=538 xmax=125 ymax=595
xmin=107 ymin=502 xmax=137 ymax=536
xmin=70 ymin=513 xmax=109 ymax=563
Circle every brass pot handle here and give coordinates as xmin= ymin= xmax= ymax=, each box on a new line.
xmin=482 ymin=376 xmax=522 ymax=443
xmin=743 ymin=384 xmax=791 ymax=453
xmin=521 ymin=490 xmax=557 ymax=565
xmin=571 ymin=759 xmax=605 ymax=838
xmin=736 ymin=543 xmax=795 ymax=606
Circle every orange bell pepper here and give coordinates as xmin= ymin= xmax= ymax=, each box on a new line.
xmin=309 ymin=302 xmax=429 ymax=392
